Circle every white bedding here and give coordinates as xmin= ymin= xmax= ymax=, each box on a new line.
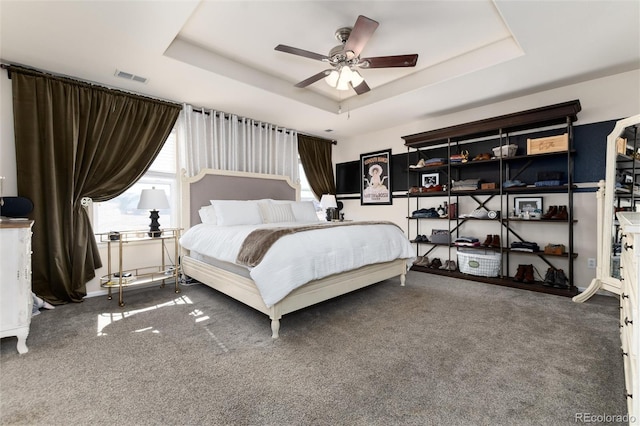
xmin=179 ymin=221 xmax=414 ymax=307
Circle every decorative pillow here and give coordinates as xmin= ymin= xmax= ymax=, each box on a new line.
xmin=290 ymin=201 xmax=320 ymax=222
xmin=260 ymin=202 xmax=296 ymax=223
xmin=213 ymin=201 xmax=263 ymax=226
xmin=198 ymin=205 xmax=217 ymax=224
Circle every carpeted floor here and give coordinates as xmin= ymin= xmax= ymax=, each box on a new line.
xmin=0 ymin=271 xmax=627 ymax=425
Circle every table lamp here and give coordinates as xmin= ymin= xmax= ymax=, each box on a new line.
xmin=320 ymin=194 xmax=338 ymax=222
xmin=137 ymin=187 xmax=169 ymax=237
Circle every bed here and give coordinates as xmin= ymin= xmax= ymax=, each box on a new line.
xmin=179 ymin=169 xmax=414 ymax=338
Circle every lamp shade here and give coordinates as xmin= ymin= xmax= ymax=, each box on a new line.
xmin=320 ymin=194 xmax=337 ymax=209
xmin=137 ymin=188 xmax=169 ymax=210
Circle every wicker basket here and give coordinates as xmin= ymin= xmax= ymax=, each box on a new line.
xmin=457 ymin=249 xmax=501 ymax=277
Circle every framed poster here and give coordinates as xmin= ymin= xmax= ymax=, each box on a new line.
xmin=514 ymin=197 xmax=542 ymax=216
xmin=360 ymin=149 xmax=392 ymax=205
xmin=421 ymin=173 xmax=439 ymax=187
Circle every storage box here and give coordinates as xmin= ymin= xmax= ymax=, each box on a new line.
xmin=430 ymin=229 xmax=450 ymax=244
xmin=481 ymin=182 xmax=497 ymax=189
xmin=616 ymin=137 xmax=628 ymax=155
xmin=527 ymin=133 xmax=568 ymax=155
xmin=544 ymin=244 xmax=565 ymax=255
xmin=492 ymin=144 xmax=518 ymax=158
xmin=457 ymin=249 xmax=501 ymax=277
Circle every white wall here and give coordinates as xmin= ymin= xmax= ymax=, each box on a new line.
xmin=1 ymin=68 xmax=638 ymax=295
xmin=333 ymin=69 xmax=640 ymax=290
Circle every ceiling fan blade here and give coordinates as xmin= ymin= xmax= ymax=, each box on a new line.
xmin=275 ymin=44 xmax=328 ymax=62
xmin=295 ymin=70 xmax=331 ymax=88
xmin=352 ymin=80 xmax=371 ymax=95
xmin=359 ymin=54 xmax=419 ymax=68
xmin=344 ymin=15 xmax=379 ymax=58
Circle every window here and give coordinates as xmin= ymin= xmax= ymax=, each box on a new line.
xmin=92 ymin=130 xmax=177 ymax=234
xmin=298 ymin=160 xmax=325 ymax=220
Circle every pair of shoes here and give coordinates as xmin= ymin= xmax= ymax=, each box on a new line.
xmin=473 ymin=153 xmax=491 ymax=161
xmin=482 ymin=234 xmax=501 ymax=248
xmin=414 ymin=235 xmax=429 ymax=242
xmin=440 ymin=260 xmax=457 ymax=271
xmin=543 ymin=268 xmax=569 ymax=288
xmin=503 ymin=179 xmax=526 ymax=188
xmin=462 ymin=209 xmax=490 ymax=219
xmin=429 ymin=258 xmax=442 ymax=269
xmin=514 ymin=264 xmax=535 ymax=283
xmin=409 ymin=158 xmax=426 ymax=168
xmin=413 ymin=255 xmax=431 ymax=267
xmin=425 ymin=184 xmax=443 ymax=192
xmin=541 ymin=206 xmax=568 ymax=220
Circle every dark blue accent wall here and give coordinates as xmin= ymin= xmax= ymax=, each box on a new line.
xmin=336 ymin=119 xmax=618 ymax=195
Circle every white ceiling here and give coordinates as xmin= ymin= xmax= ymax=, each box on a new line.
xmin=1 ymin=1 xmax=638 ymax=140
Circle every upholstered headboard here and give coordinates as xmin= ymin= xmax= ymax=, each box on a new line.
xmin=181 ymin=169 xmax=300 ymax=228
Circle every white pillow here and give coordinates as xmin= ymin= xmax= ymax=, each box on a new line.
xmin=290 ymin=201 xmax=320 ymax=222
xmin=260 ymin=202 xmax=296 ymax=223
xmin=213 ymin=201 xmax=263 ymax=226
xmin=198 ymin=205 xmax=217 ymax=224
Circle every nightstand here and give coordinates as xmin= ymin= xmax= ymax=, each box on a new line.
xmin=96 ymin=228 xmax=182 ymax=307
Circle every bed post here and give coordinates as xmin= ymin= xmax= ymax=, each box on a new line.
xmin=270 ymin=306 xmax=282 ymax=339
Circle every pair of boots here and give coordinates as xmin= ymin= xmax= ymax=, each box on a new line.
xmin=541 ymin=205 xmax=568 ymax=220
xmin=482 ymin=234 xmax=500 ymax=248
xmin=543 ymin=268 xmax=568 ymax=289
xmin=514 ymin=264 xmax=535 ymax=283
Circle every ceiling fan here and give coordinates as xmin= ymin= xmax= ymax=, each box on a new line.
xmin=275 ymin=15 xmax=418 ymax=95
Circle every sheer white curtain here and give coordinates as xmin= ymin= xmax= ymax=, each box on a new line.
xmin=178 ymin=104 xmax=299 ymax=183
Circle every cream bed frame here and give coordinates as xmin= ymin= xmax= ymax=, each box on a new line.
xmin=180 ymin=168 xmax=407 ymax=338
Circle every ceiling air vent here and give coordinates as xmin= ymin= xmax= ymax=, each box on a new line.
xmin=114 ymin=69 xmax=148 ymax=84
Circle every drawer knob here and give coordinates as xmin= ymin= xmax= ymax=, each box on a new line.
xmin=622 ymin=293 xmax=629 ymax=299
xmin=625 ymin=392 xmax=633 ymax=399
xmin=625 ymin=317 xmax=633 ymax=325
xmin=624 ymin=242 xmax=634 ymax=250
xmin=621 ymin=349 xmax=628 ymax=356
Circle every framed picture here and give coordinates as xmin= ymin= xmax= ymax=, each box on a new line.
xmin=360 ymin=149 xmax=392 ymax=205
xmin=421 ymin=173 xmax=439 ymax=187
xmin=514 ymin=197 xmax=542 ymax=216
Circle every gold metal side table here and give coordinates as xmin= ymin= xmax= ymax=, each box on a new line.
xmin=97 ymin=228 xmax=182 ymax=307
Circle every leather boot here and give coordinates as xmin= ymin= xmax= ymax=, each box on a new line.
xmin=482 ymin=234 xmax=493 ymax=247
xmin=430 ymin=258 xmax=442 ymax=269
xmin=543 ymin=268 xmax=555 ymax=286
xmin=542 ymin=206 xmax=557 ymax=219
xmin=523 ymin=265 xmax=535 ymax=283
xmin=552 ymin=205 xmax=568 ymax=220
xmin=514 ymin=265 xmax=525 ymax=282
xmin=490 ymin=234 xmax=501 ymax=248
xmin=554 ymin=269 xmax=569 ymax=288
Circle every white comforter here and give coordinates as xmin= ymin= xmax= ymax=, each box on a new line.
xmin=179 ymin=221 xmax=414 ymax=307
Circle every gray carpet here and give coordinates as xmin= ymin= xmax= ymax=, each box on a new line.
xmin=0 ymin=271 xmax=626 ymax=425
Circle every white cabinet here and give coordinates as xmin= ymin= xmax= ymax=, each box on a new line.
xmin=616 ymin=212 xmax=640 ymax=423
xmin=0 ymin=220 xmax=34 ymax=354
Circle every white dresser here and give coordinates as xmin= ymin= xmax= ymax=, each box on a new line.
xmin=616 ymin=212 xmax=640 ymax=423
xmin=0 ymin=219 xmax=34 ymax=354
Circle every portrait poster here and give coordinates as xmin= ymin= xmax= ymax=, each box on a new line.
xmin=360 ymin=149 xmax=392 ymax=205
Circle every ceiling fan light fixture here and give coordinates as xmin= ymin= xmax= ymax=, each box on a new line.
xmin=350 ymin=69 xmax=364 ymax=87
xmin=324 ymin=69 xmax=339 ymax=87
xmin=335 ymin=66 xmax=352 ymax=91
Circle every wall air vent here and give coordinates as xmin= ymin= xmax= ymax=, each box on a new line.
xmin=114 ymin=69 xmax=148 ymax=84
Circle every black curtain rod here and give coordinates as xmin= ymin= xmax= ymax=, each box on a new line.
xmin=1 ymin=63 xmax=181 ymax=108
xmin=192 ymin=107 xmax=337 ymax=144
xmin=1 ymin=63 xmax=337 ymax=145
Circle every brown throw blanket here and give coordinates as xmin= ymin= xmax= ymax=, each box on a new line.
xmin=236 ymin=221 xmax=400 ymax=267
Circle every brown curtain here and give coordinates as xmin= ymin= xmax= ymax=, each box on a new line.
xmin=298 ymin=134 xmax=336 ymax=199
xmin=10 ymin=66 xmax=181 ymax=304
